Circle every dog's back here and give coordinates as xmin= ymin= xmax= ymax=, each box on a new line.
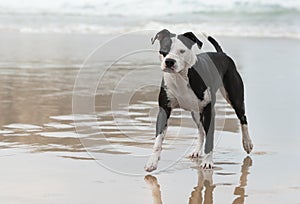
xmin=195 ymin=35 xmax=237 ymax=88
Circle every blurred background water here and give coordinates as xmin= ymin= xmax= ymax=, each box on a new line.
xmin=0 ymin=0 xmax=299 ymax=38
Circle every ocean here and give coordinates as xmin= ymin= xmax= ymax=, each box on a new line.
xmin=0 ymin=0 xmax=299 ymax=38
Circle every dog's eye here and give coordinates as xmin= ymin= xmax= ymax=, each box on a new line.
xmin=179 ymin=49 xmax=186 ymax=54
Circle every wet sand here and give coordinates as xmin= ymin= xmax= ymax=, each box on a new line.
xmin=0 ymin=33 xmax=300 ymax=203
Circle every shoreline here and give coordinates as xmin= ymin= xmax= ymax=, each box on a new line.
xmin=0 ymin=32 xmax=299 ymax=70
xmin=0 ymin=33 xmax=299 ymax=203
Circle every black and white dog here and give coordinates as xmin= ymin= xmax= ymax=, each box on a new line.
xmin=145 ymin=29 xmax=253 ymax=172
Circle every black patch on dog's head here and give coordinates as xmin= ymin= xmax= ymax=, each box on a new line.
xmin=177 ymin=32 xmax=203 ymax=49
xmin=151 ymin=29 xmax=175 ymax=57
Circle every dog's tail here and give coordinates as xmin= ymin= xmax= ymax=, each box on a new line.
xmin=208 ymin=36 xmax=223 ymax=53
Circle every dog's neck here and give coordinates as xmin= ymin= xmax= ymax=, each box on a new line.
xmin=177 ymin=64 xmax=196 ymax=81
xmin=177 ymin=57 xmax=197 ymax=80
xmin=178 ymin=67 xmax=189 ymax=80
xmin=164 ymin=61 xmax=196 ymax=82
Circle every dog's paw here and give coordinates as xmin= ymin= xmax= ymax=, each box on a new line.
xmin=201 ymin=152 xmax=213 ymax=169
xmin=189 ymin=151 xmax=201 ymax=158
xmin=243 ymin=138 xmax=253 ymax=154
xmin=145 ymin=153 xmax=160 ymax=172
xmin=201 ymin=160 xmax=213 ymax=169
xmin=188 ymin=147 xmax=202 ymax=158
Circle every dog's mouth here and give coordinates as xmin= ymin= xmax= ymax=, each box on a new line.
xmin=163 ymin=67 xmax=175 ymax=73
xmin=162 ymin=66 xmax=176 ymax=73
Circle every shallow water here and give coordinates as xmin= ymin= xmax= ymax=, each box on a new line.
xmin=0 ymin=34 xmax=300 ymax=203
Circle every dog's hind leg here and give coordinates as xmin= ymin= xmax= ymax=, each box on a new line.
xmin=223 ymin=67 xmax=253 ymax=154
xmin=145 ymin=81 xmax=172 ymax=172
xmin=189 ymin=111 xmax=205 ymax=158
xmin=219 ymin=86 xmax=231 ymax=105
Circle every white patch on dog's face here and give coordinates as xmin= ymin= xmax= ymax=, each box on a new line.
xmin=160 ymin=37 xmax=197 ymax=73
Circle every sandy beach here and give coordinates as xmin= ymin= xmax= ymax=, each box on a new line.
xmin=0 ymin=32 xmax=299 ymax=203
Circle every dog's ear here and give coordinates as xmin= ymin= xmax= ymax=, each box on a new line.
xmin=151 ymin=29 xmax=175 ymax=44
xmin=180 ymin=32 xmax=203 ymax=49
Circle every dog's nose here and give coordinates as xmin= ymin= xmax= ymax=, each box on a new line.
xmin=165 ymin=58 xmax=176 ymax=68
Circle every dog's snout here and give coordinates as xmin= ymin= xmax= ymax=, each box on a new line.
xmin=165 ymin=58 xmax=176 ymax=68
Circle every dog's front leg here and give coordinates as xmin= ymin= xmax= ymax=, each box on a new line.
xmin=201 ymin=103 xmax=215 ymax=169
xmin=189 ymin=111 xmax=205 ymax=158
xmin=145 ymin=106 xmax=171 ymax=172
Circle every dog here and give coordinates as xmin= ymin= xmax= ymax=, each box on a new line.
xmin=145 ymin=29 xmax=253 ymax=172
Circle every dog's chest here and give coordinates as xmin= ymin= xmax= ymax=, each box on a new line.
xmin=164 ymin=73 xmax=201 ymax=111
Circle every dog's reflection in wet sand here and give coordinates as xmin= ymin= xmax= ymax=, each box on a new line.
xmin=145 ymin=156 xmax=253 ymax=204
xmin=189 ymin=168 xmax=215 ymax=204
xmin=232 ymin=156 xmax=253 ymax=204
xmin=144 ymin=175 xmax=163 ymax=204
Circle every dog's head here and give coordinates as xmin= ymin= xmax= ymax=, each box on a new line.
xmin=151 ymin=29 xmax=203 ymax=73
